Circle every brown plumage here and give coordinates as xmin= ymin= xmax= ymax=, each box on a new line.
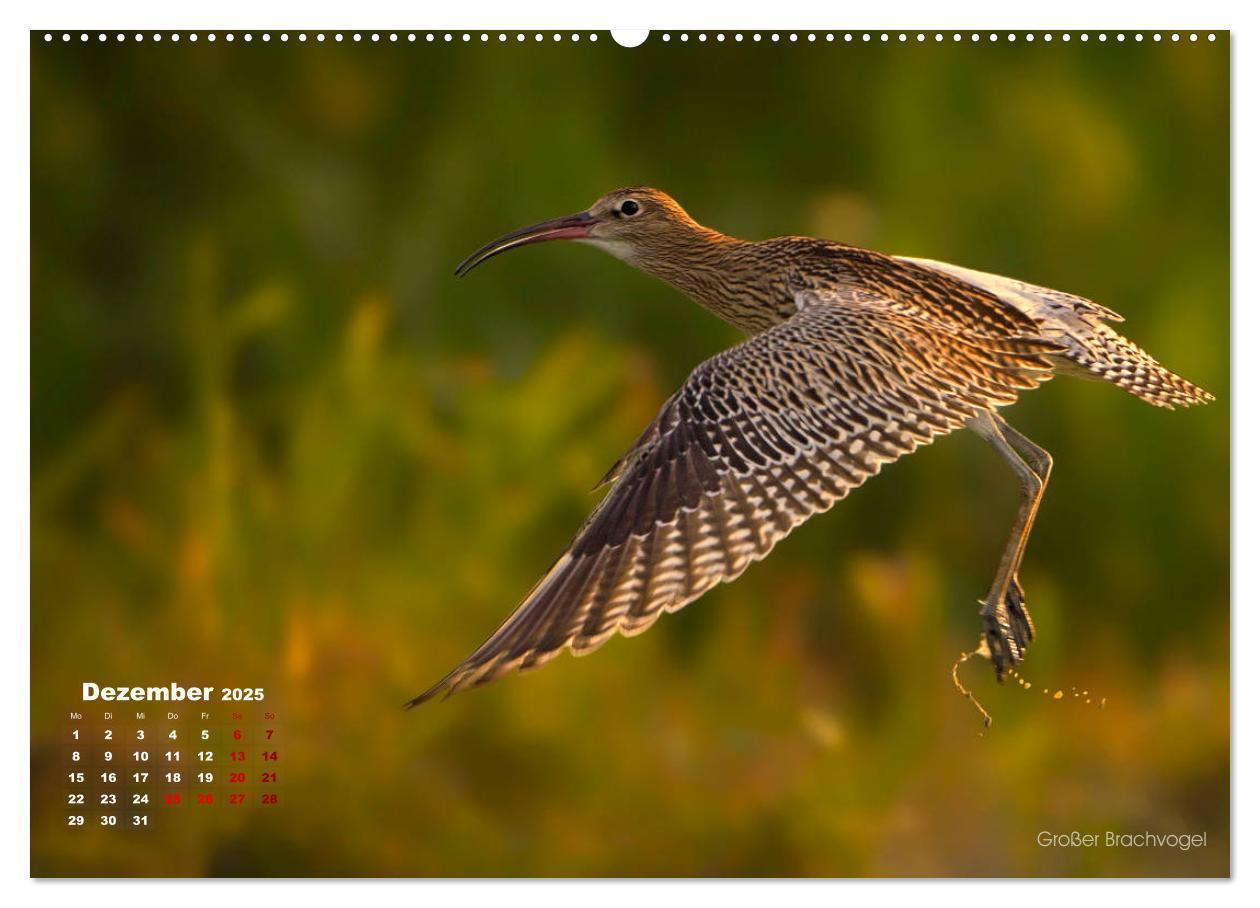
xmin=411 ymin=187 xmax=1212 ymax=707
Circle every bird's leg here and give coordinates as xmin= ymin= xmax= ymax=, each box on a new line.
xmin=967 ymin=412 xmax=1052 ymax=681
xmin=993 ymin=419 xmax=1053 ymax=650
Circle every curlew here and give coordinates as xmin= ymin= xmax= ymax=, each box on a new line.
xmin=410 ymin=187 xmax=1212 ymax=707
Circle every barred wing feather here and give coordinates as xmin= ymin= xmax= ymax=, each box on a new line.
xmin=408 ymin=291 xmax=1060 ymax=706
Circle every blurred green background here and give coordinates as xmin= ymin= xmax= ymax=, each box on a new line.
xmin=31 ymin=32 xmax=1228 ymax=877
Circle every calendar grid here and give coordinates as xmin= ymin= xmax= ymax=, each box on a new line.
xmin=61 ymin=697 xmax=282 ymax=832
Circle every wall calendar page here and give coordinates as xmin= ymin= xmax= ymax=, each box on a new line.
xmin=26 ymin=20 xmax=1230 ymax=883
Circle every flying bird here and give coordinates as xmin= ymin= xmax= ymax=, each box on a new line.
xmin=409 ymin=187 xmax=1212 ymax=707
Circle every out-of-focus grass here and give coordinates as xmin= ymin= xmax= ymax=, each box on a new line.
xmin=31 ymin=34 xmax=1228 ymax=876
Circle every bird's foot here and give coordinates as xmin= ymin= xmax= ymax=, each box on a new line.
xmin=979 ymin=575 xmax=1036 ymax=681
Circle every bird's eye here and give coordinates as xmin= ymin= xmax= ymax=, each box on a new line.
xmin=619 ymin=200 xmax=640 ymax=216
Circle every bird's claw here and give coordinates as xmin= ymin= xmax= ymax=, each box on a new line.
xmin=979 ymin=575 xmax=1036 ymax=681
xmin=1004 ymin=575 xmax=1036 ymax=652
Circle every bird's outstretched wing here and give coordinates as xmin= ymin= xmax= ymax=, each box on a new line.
xmin=409 ymin=291 xmax=1061 ymax=706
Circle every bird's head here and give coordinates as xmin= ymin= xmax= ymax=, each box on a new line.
xmin=454 ymin=187 xmax=707 ymax=276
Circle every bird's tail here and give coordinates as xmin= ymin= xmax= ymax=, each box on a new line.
xmin=1053 ymin=323 xmax=1214 ymax=410
xmin=895 ymin=257 xmax=1213 ymax=410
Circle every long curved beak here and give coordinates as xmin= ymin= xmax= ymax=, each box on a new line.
xmin=455 ymin=211 xmax=597 ymax=277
